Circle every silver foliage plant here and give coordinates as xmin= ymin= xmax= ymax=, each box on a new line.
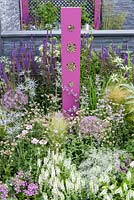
xmin=79 ymin=149 xmax=134 ymax=200
xmin=79 ymin=147 xmax=125 ymax=182
xmin=17 ymin=78 xmax=37 ymax=98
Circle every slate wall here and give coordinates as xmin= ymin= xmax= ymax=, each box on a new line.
xmin=1 ymin=30 xmax=134 ymax=56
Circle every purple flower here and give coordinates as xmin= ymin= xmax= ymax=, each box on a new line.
xmin=11 ymin=48 xmax=17 ymax=58
xmin=1 ymin=89 xmax=28 ymax=110
xmin=13 ymin=176 xmax=27 ymax=194
xmin=12 ymin=171 xmax=38 ymax=197
xmin=124 ymin=157 xmax=130 ymax=166
xmin=24 ymin=183 xmax=38 ymax=197
xmin=0 ymin=184 xmax=8 ymax=200
xmin=12 ymin=171 xmax=39 ymax=197
xmin=79 ymin=116 xmax=107 ymax=140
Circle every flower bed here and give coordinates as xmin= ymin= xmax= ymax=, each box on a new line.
xmin=1 ymin=35 xmax=134 ymax=199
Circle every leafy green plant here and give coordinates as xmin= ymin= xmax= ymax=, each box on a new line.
xmin=125 ymin=138 xmax=134 ymax=154
xmin=81 ymin=4 xmax=90 ymax=25
xmin=63 ymin=134 xmax=92 ymax=167
xmin=0 ymin=126 xmax=6 ymax=140
xmin=30 ymin=0 xmax=58 ymax=29
xmin=65 ymin=0 xmax=91 ymax=26
xmin=38 ymin=2 xmax=58 ymax=29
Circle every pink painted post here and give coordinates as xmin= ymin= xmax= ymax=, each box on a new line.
xmin=94 ymin=0 xmax=101 ymax=30
xmin=20 ymin=0 xmax=29 ymax=29
xmin=61 ymin=8 xmax=81 ymax=116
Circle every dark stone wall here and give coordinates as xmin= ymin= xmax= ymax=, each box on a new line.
xmin=1 ymin=30 xmax=134 ymax=57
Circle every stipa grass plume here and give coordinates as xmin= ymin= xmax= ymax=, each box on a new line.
xmin=120 ymin=83 xmax=134 ymax=122
xmin=105 ymin=84 xmax=129 ymax=104
xmin=47 ymin=112 xmax=68 ymax=147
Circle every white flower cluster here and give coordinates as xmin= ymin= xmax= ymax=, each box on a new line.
xmin=38 ymin=150 xmax=85 ymax=200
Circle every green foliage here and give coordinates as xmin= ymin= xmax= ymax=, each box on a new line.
xmin=31 ymin=0 xmax=58 ymax=29
xmin=0 ymin=126 xmax=6 ymax=140
xmin=124 ymin=138 xmax=134 ymax=154
xmin=63 ymin=134 xmax=92 ymax=167
xmin=80 ymin=36 xmax=100 ymax=110
xmin=38 ymin=2 xmax=58 ymax=29
xmin=81 ymin=4 xmax=90 ymax=25
xmin=102 ymin=13 xmax=127 ymax=30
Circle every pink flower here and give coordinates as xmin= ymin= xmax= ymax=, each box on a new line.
xmin=25 ymin=125 xmax=33 ymax=130
xmin=16 ymin=130 xmax=28 ymax=139
xmin=31 ymin=138 xmax=39 ymax=144
xmin=22 ymin=130 xmax=29 ymax=135
xmin=39 ymin=139 xmax=47 ymax=145
xmin=24 ymin=183 xmax=38 ymax=197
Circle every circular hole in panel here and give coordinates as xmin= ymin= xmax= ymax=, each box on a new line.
xmin=67 ymin=24 xmax=75 ymax=32
xmin=66 ymin=62 xmax=76 ymax=72
xmin=68 ymin=81 xmax=74 ymax=87
xmin=67 ymin=43 xmax=77 ymax=53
